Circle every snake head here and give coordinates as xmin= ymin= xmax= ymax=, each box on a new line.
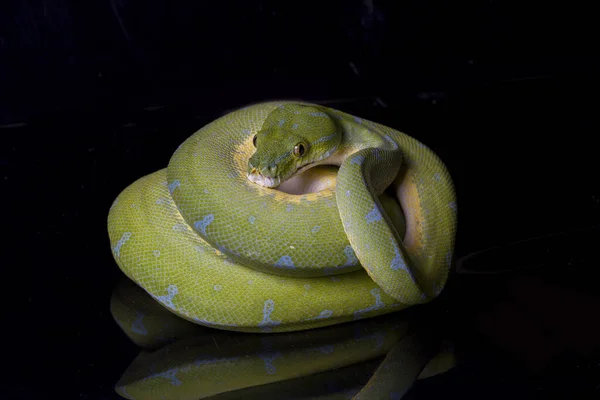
xmin=247 ymin=134 xmax=306 ymax=188
xmin=247 ymin=105 xmax=341 ymax=188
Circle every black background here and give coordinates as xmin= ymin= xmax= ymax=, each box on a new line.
xmin=2 ymin=1 xmax=599 ymax=398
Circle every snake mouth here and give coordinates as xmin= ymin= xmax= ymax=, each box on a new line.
xmin=247 ymin=161 xmax=320 ymax=189
xmin=248 ymin=158 xmax=328 ymax=190
xmin=247 ymin=172 xmax=282 ymax=188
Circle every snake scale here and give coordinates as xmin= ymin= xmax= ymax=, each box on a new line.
xmin=108 ymin=101 xmax=457 ymax=333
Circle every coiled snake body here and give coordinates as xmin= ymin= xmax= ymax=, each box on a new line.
xmin=108 ymin=101 xmax=457 ymax=333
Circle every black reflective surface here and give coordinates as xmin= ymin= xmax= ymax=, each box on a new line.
xmin=2 ymin=1 xmax=600 ymax=398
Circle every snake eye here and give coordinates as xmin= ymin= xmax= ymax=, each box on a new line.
xmin=252 ymin=135 xmax=257 ymax=147
xmin=293 ymin=143 xmax=306 ymax=157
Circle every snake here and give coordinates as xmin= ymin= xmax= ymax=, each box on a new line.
xmin=107 ymin=101 xmax=457 ymax=333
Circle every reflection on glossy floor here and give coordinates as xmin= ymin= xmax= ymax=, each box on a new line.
xmin=111 ymin=278 xmax=456 ymax=399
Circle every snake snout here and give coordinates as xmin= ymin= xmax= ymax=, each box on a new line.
xmin=260 ymin=164 xmax=278 ymax=177
xmin=246 ymin=160 xmax=282 ymax=188
xmin=248 ymin=159 xmax=277 ymax=177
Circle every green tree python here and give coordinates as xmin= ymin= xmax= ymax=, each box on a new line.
xmin=108 ymin=101 xmax=457 ymax=398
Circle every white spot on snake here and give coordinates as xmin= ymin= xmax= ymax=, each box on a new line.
xmin=353 ymin=288 xmax=385 ymax=319
xmin=152 ymin=250 xmax=160 ymax=257
xmin=346 ymin=190 xmax=351 ymax=196
xmin=313 ymin=132 xmax=338 ymax=144
xmin=248 ymin=215 xmax=256 ymax=224
xmin=350 ymin=155 xmax=365 ymax=165
xmin=292 ymin=123 xmax=299 ymax=129
xmin=309 ymin=111 xmax=328 ymax=117
xmin=258 ymin=299 xmax=281 ymax=328
xmin=147 ymin=368 xmax=182 ymax=386
xmin=304 ymin=284 xmax=311 ymax=290
xmin=343 ymin=245 xmax=358 ymax=266
xmin=433 ymin=172 xmax=441 ymax=181
xmin=366 ymin=205 xmax=382 ymax=223
xmin=131 ymin=312 xmax=148 ymax=335
xmin=446 ymin=251 xmax=453 ymax=267
xmin=194 ymin=214 xmax=214 ymax=235
xmin=203 ymin=188 xmax=209 ymax=194
xmin=390 ymin=239 xmax=409 ymax=273
xmin=311 ymin=225 xmax=321 ymax=233
xmin=194 ymin=245 xmax=204 ymax=253
xmin=305 ymin=309 xmax=333 ymax=321
xmin=353 ymin=116 xmax=362 ymax=123
xmin=155 ymin=285 xmax=178 ymax=310
xmin=113 ymin=232 xmax=131 ymax=257
xmin=172 ymin=223 xmax=188 ymax=232
xmin=242 ymin=129 xmax=251 ymax=135
xmin=278 ymin=119 xmax=285 ymax=126
xmin=274 ymin=255 xmax=295 ymax=269
xmin=248 ymin=280 xmax=254 ymax=284
xmin=213 ymin=284 xmax=222 ymax=292
xmin=168 ymin=180 xmax=180 ymax=194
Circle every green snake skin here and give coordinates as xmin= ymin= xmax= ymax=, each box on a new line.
xmin=107 ymin=101 xmax=457 ymax=333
